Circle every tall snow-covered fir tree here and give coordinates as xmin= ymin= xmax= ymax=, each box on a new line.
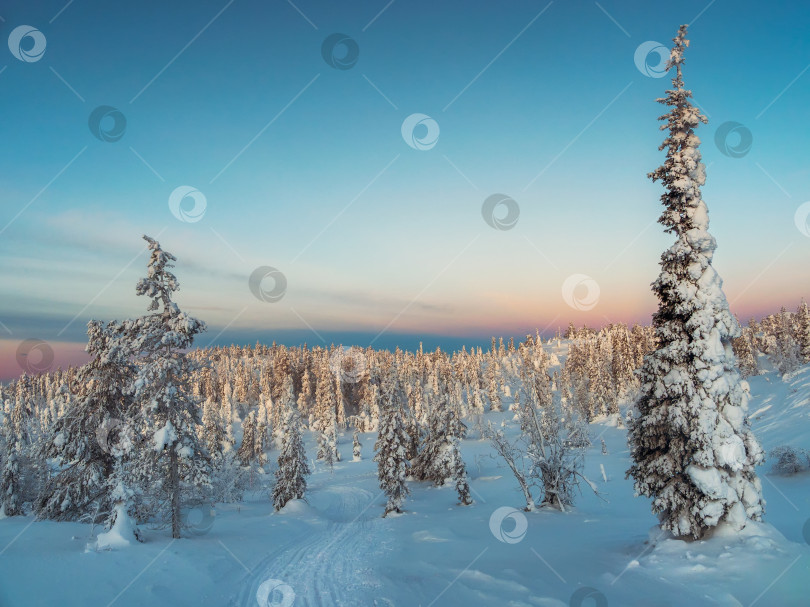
xmin=36 ymin=320 xmax=135 ymax=523
xmin=237 ymin=411 xmax=257 ymax=465
xmin=771 ymin=307 xmax=801 ymax=375
xmin=201 ymin=399 xmax=226 ymax=460
xmin=374 ymin=365 xmax=410 ymax=517
xmin=627 ymin=25 xmax=764 ymax=539
xmin=0 ymin=380 xmax=30 ymax=517
xmin=272 ymin=406 xmax=310 ymax=511
xmin=314 ymin=366 xmax=339 ymax=466
xmin=352 ymin=427 xmax=362 ymax=461
xmin=412 ymin=387 xmax=469 ymax=490
xmin=796 ymin=299 xmax=810 ymax=363
xmin=125 ymin=235 xmax=211 ymax=539
xmin=732 ymin=325 xmax=758 ymax=379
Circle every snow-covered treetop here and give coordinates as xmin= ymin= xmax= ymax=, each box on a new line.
xmin=136 ymin=235 xmax=181 ymax=317
xmin=648 ymin=24 xmax=709 ymax=238
xmin=125 ymin=235 xmax=206 ymax=358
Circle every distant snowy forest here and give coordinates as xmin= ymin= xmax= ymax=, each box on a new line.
xmin=2 ymin=230 xmax=806 ymax=540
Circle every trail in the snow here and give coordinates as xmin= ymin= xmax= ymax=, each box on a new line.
xmin=232 ymin=478 xmax=391 ymax=607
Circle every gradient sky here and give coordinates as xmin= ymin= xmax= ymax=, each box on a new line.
xmin=1 ymin=0 xmax=809 ymax=379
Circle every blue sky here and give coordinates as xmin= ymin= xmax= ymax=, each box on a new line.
xmin=1 ymin=0 xmax=809 ymax=378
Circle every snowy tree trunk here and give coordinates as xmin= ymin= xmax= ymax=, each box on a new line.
xmin=170 ymin=447 xmax=181 ymax=539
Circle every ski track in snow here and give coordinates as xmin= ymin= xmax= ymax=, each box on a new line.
xmin=232 ymin=479 xmax=388 ymax=607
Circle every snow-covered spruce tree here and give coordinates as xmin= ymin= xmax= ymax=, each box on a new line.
xmin=237 ymin=411 xmax=257 ymax=465
xmin=485 ymin=356 xmax=502 ymax=412
xmin=732 ymin=327 xmax=758 ymax=379
xmin=410 ymin=397 xmax=448 ymax=483
xmin=277 ymin=375 xmax=296 ymax=450
xmin=796 ymin=300 xmax=810 ymax=363
xmin=36 ymin=320 xmax=136 ymax=523
xmin=446 ymin=401 xmax=473 ymax=507
xmin=627 ymin=26 xmax=764 ymax=539
xmin=451 ymin=441 xmax=473 ymax=506
xmin=771 ymin=307 xmax=800 ymax=376
xmin=411 ymin=388 xmax=468 ymax=489
xmin=272 ymin=406 xmax=310 ymax=511
xmin=374 ymin=366 xmax=410 ymax=517
xmin=126 ymin=235 xmax=211 ymax=539
xmin=352 ymin=427 xmax=362 ymax=461
xmin=0 ymin=394 xmax=28 ymax=517
xmin=324 ymin=406 xmax=340 ymax=469
xmin=201 ymin=399 xmax=225 ymax=461
xmin=313 ymin=366 xmax=338 ymax=465
xmin=254 ymin=404 xmax=269 ymax=467
xmin=202 ymin=397 xmax=245 ymax=505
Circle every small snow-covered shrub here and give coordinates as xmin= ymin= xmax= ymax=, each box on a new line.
xmin=769 ymin=446 xmax=810 ymax=475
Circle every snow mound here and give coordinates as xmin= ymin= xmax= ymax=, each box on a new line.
xmin=274 ymin=498 xmax=311 ymax=516
xmin=633 ymin=520 xmax=806 ymax=603
xmin=94 ymin=505 xmax=136 ymax=551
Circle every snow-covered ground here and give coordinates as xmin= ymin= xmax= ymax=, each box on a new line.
xmin=2 ymin=361 xmax=810 ymax=606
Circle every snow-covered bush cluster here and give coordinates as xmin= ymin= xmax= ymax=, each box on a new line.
xmin=768 ymin=446 xmax=810 ymax=475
